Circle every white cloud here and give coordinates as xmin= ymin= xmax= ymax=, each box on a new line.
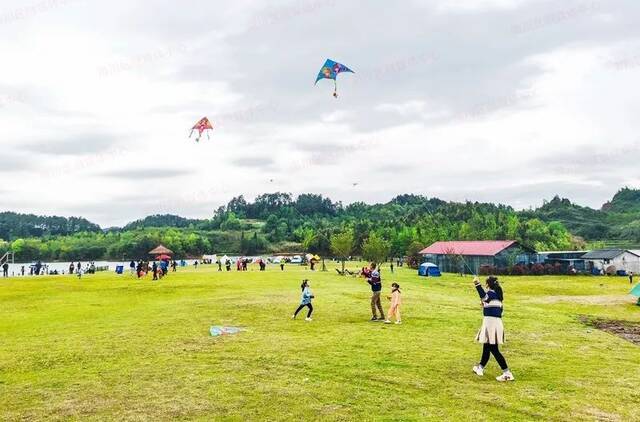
xmin=0 ymin=0 xmax=639 ymax=225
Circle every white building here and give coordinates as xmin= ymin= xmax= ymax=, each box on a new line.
xmin=581 ymin=249 xmax=640 ymax=274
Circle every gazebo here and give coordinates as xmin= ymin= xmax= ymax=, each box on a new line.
xmin=148 ymin=245 xmax=174 ymax=256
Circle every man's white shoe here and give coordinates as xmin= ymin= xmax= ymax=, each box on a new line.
xmin=473 ymin=365 xmax=484 ymax=376
xmin=395 ymin=320 xmax=402 ymax=325
xmin=305 ymin=317 xmax=312 ymax=321
xmin=384 ymin=320 xmax=392 ymax=324
xmin=496 ymin=371 xmax=515 ymax=382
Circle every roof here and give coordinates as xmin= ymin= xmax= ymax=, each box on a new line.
xmin=537 ymin=251 xmax=589 ymax=255
xmin=582 ymin=249 xmax=640 ymax=260
xmin=419 ymin=240 xmax=526 ymax=257
xmin=148 ymin=245 xmax=174 ymax=255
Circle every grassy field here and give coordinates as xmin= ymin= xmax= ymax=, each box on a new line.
xmin=2 ymin=262 xmax=640 ymax=421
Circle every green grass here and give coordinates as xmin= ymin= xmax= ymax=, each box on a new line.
xmin=2 ymin=263 xmax=640 ymax=421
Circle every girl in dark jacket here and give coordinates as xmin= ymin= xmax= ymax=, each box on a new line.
xmin=472 ymin=276 xmax=514 ymax=382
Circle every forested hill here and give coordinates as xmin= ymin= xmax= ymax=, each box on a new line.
xmin=1 ymin=188 xmax=638 ymax=261
xmin=0 ymin=212 xmax=100 ymax=240
xmin=121 ymin=214 xmax=206 ymax=231
xmin=523 ymin=187 xmax=640 ymax=243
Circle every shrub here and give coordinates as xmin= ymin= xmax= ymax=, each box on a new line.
xmin=479 ymin=265 xmax=495 ymax=275
xmin=531 ymin=263 xmax=545 ymax=275
xmin=553 ymin=263 xmax=563 ymax=274
xmin=510 ymin=265 xmax=526 ymax=276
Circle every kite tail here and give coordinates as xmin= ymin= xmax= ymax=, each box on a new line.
xmin=333 ymin=79 xmax=338 ymax=98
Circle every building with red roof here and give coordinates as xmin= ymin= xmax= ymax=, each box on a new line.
xmin=419 ymin=240 xmax=536 ymax=274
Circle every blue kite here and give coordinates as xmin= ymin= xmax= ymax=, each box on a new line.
xmin=315 ymin=59 xmax=354 ymax=98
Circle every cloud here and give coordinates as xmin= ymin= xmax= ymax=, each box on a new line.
xmin=101 ymin=168 xmax=194 ymax=180
xmin=230 ymin=156 xmax=276 ymax=170
xmin=0 ymin=0 xmax=639 ymax=225
xmin=22 ymin=132 xmax=123 ymax=156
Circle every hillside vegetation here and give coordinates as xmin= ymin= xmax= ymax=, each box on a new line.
xmin=1 ymin=188 xmax=639 ymax=262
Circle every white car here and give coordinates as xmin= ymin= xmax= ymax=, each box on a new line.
xmin=290 ymin=255 xmax=303 ymax=264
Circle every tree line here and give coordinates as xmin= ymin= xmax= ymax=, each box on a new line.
xmin=0 ymin=192 xmax=583 ymax=262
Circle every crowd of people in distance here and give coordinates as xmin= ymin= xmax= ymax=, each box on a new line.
xmin=1 ymin=261 xmax=99 ymax=277
xmin=129 ymin=259 xmax=178 ymax=280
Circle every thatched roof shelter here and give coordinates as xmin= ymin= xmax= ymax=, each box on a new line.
xmin=148 ymin=245 xmax=174 ymax=255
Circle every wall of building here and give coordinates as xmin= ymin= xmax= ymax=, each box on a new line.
xmin=588 ymin=252 xmax=640 ymax=273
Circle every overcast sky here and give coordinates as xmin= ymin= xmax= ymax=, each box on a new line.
xmin=1 ymin=0 xmax=639 ymax=226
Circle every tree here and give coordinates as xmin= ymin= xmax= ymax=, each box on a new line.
xmin=361 ymin=233 xmax=390 ymax=266
xmin=406 ymin=241 xmax=424 ymax=269
xmin=330 ymin=230 xmax=355 ymax=274
xmin=300 ymin=228 xmax=317 ymax=252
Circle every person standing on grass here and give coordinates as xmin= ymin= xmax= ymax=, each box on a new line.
xmin=292 ymin=279 xmax=314 ymax=321
xmin=280 ymin=261 xmax=285 ymax=271
xmin=472 ymin=276 xmax=514 ymax=382
xmin=384 ymin=282 xmax=402 ymax=324
xmin=390 ymin=261 xmax=394 ymax=274
xmin=2 ymin=262 xmax=8 ymax=277
xmin=366 ymin=263 xmax=385 ymax=321
xmin=630 ymin=272 xmax=634 ymax=285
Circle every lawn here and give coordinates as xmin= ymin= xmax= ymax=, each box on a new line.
xmin=1 ymin=262 xmax=640 ymax=421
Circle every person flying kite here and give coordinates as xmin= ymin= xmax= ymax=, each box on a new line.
xmin=315 ymin=59 xmax=354 ymax=98
xmin=190 ymin=117 xmax=214 ymax=142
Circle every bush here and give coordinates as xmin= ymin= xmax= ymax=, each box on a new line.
xmin=479 ymin=265 xmax=495 ymax=275
xmin=544 ymin=264 xmax=555 ymax=275
xmin=553 ymin=263 xmax=563 ymax=274
xmin=510 ymin=265 xmax=527 ymax=276
xmin=531 ymin=263 xmax=545 ymax=275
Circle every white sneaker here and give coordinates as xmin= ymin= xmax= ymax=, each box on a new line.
xmin=496 ymin=371 xmax=515 ymax=382
xmin=395 ymin=320 xmax=402 ymax=325
xmin=473 ymin=365 xmax=484 ymax=376
xmin=305 ymin=317 xmax=312 ymax=322
xmin=384 ymin=320 xmax=391 ymax=324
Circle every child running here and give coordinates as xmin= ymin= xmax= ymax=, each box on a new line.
xmin=472 ymin=276 xmax=515 ymax=382
xmin=384 ymin=282 xmax=402 ymax=324
xmin=292 ymin=279 xmax=314 ymax=321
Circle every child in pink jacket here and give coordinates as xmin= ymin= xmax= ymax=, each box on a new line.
xmin=384 ymin=283 xmax=402 ymax=324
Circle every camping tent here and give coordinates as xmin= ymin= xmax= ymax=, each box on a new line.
xmin=418 ymin=262 xmax=441 ymax=277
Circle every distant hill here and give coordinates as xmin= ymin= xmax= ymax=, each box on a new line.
xmin=525 ymin=188 xmax=640 ymax=244
xmin=1 ymin=188 xmax=639 ymax=262
xmin=122 ymin=214 xmax=205 ymax=231
xmin=0 ymin=212 xmax=101 ymax=240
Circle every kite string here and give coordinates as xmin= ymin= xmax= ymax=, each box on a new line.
xmin=458 ymin=253 xmax=477 ymax=277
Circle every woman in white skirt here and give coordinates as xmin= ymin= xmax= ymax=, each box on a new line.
xmin=472 ymin=276 xmax=514 ymax=382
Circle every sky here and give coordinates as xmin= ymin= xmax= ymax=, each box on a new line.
xmin=1 ymin=0 xmax=639 ymax=227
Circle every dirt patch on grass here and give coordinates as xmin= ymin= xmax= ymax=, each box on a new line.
xmin=530 ymin=295 xmax=631 ymax=305
xmin=580 ymin=316 xmax=640 ymax=345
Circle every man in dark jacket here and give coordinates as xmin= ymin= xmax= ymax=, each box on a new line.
xmin=366 ymin=263 xmax=384 ymax=321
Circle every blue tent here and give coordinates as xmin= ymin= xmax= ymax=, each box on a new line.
xmin=418 ymin=262 xmax=441 ymax=277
